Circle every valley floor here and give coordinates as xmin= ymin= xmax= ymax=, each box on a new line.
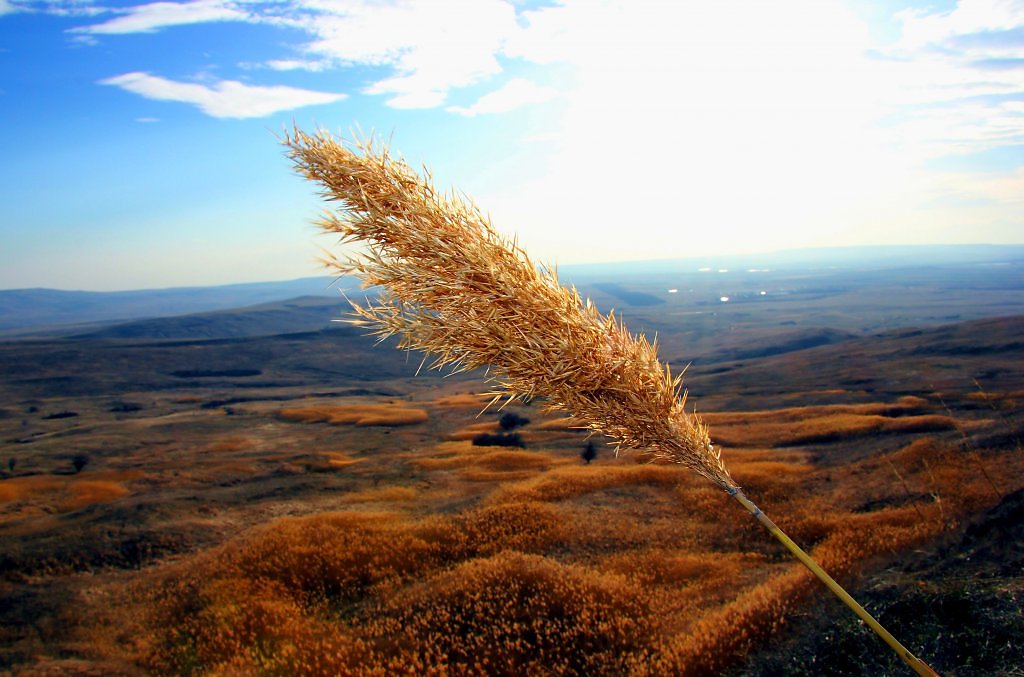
xmin=1 ymin=317 xmax=1022 ymax=675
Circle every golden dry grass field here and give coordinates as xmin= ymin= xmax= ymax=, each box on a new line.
xmin=1 ymin=311 xmax=1023 ymax=675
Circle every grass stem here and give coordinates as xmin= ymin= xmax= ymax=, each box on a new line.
xmin=728 ymin=488 xmax=939 ymax=676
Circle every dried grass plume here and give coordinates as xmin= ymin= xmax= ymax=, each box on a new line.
xmin=284 ymin=127 xmax=735 ymax=491
xmin=283 ymin=127 xmax=938 ymax=676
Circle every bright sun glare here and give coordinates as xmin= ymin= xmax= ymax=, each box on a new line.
xmin=479 ymin=0 xmax=1020 ymax=265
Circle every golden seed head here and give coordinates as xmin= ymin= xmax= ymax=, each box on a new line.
xmin=285 ymin=127 xmax=735 ymax=490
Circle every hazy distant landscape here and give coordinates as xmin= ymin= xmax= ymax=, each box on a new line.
xmin=8 ymin=0 xmax=1024 ymax=670
xmin=1 ymin=245 xmax=1022 ymax=674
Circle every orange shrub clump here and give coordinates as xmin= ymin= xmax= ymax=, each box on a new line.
xmin=60 ymin=480 xmax=131 ymax=511
xmin=728 ymin=461 xmax=815 ymax=503
xmin=446 ymin=420 xmax=501 ymax=440
xmin=342 ymin=486 xmax=419 ymax=503
xmin=0 ymin=475 xmax=65 ymax=503
xmin=136 ymin=507 xmax=604 ymax=673
xmin=279 ymin=404 xmax=428 ymax=426
xmin=138 ymin=511 xmax=444 ymax=672
xmin=432 ymin=393 xmax=490 ymax=407
xmin=448 ymin=501 xmax=568 ymax=558
xmin=361 ymin=552 xmax=649 ymax=674
xmin=324 ymin=452 xmax=361 ymax=469
xmin=487 ymin=464 xmax=683 ymax=505
xmin=535 ymin=416 xmax=589 ymax=431
xmin=0 ymin=483 xmax=19 ymax=503
xmin=710 ymin=412 xmax=955 ymax=448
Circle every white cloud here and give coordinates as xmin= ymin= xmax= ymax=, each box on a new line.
xmin=934 ymin=165 xmax=1024 ymax=206
xmin=50 ymin=0 xmax=544 ymax=112
xmin=447 ymin=78 xmax=557 ymax=116
xmin=374 ymin=89 xmax=446 ymax=110
xmin=266 ymin=58 xmax=331 ymax=72
xmin=29 ymin=1 xmax=116 ymax=18
xmin=288 ymin=0 xmax=518 ymax=108
xmin=865 ymin=0 xmax=1024 ymax=157
xmin=897 ymin=0 xmax=1024 ymax=50
xmin=100 ymin=72 xmax=345 ymax=118
xmin=74 ymin=0 xmax=248 ymax=34
xmin=503 ymin=0 xmax=1024 ymax=159
xmin=0 ymin=0 xmax=19 ymax=16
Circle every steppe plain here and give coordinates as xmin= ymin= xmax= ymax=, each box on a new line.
xmin=1 ymin=251 xmax=1022 ymax=675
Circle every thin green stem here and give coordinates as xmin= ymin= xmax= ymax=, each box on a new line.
xmin=728 ymin=489 xmax=939 ymax=677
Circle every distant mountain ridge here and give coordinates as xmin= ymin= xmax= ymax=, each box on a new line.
xmin=71 ymin=296 xmax=351 ymax=341
xmin=0 ymin=278 xmax=352 ymax=334
xmin=2 ymin=244 xmax=1022 ymax=334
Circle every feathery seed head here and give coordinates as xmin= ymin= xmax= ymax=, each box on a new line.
xmin=285 ymin=128 xmax=735 ymax=490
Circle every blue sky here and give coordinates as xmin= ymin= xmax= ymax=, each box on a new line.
xmin=1 ymin=0 xmax=1022 ymax=291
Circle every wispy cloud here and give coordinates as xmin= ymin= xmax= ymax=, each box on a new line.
xmin=100 ymin=72 xmax=345 ymax=118
xmin=896 ymin=0 xmax=1024 ymax=50
xmin=863 ymin=1 xmax=1024 ymax=157
xmin=60 ymin=0 xmax=529 ymax=111
xmin=74 ymin=0 xmax=247 ymax=34
xmin=0 ymin=0 xmax=19 ymax=16
xmin=502 ymin=0 xmax=1024 ymax=159
xmin=448 ymin=78 xmax=557 ymax=117
xmin=284 ymin=0 xmax=518 ymax=108
xmin=969 ymin=57 xmax=1024 ymax=71
xmin=36 ymin=0 xmax=1024 ymax=141
xmin=265 ymin=58 xmax=331 ymax=72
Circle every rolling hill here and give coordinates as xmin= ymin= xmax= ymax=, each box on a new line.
xmin=1 ymin=245 xmax=1023 ymax=674
xmin=3 ymin=243 xmax=1022 ymax=336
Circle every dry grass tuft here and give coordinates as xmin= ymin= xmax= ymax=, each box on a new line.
xmin=60 ymin=480 xmax=131 ymax=511
xmin=0 ymin=474 xmax=135 ymax=522
xmin=446 ymin=420 xmax=501 ymax=440
xmin=433 ymin=393 xmax=491 ymax=407
xmin=362 ymin=552 xmax=647 ymax=674
xmin=342 ymin=486 xmax=419 ymax=503
xmin=457 ymin=450 xmax=564 ymax=482
xmin=323 ymin=451 xmax=361 ymax=469
xmin=280 ymin=403 xmax=428 ymax=427
xmin=536 ymin=416 xmax=590 ymax=431
xmin=729 ymin=462 xmax=815 ymax=502
xmin=0 ymin=475 xmax=65 ymax=503
xmin=451 ymin=501 xmax=567 ymax=557
xmin=602 ymin=548 xmax=763 ymax=591
xmin=890 ymin=437 xmax=945 ymax=465
xmin=706 ymin=407 xmax=956 ymax=448
xmin=410 ymin=443 xmax=564 ymax=478
xmin=488 ymin=463 xmax=684 ymax=505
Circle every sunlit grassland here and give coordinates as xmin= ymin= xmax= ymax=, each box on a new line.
xmin=20 ymin=387 xmax=1011 ymax=675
